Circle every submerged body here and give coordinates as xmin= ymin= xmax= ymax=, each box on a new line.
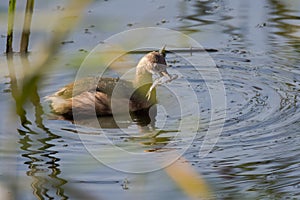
xmin=46 ymin=49 xmax=176 ymax=119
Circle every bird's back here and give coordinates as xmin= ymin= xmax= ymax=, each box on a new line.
xmin=46 ymin=77 xmax=155 ymax=119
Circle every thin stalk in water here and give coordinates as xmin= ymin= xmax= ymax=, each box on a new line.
xmin=6 ymin=0 xmax=17 ymax=53
xmin=20 ymin=0 xmax=34 ymax=53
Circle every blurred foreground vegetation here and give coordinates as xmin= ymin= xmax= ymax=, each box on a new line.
xmin=2 ymin=0 xmax=213 ymax=199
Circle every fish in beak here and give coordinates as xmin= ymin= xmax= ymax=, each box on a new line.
xmin=146 ymin=46 xmax=178 ymax=100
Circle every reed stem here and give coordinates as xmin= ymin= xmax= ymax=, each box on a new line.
xmin=6 ymin=0 xmax=16 ymax=53
xmin=20 ymin=0 xmax=34 ymax=53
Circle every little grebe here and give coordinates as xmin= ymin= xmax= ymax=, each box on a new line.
xmin=46 ymin=47 xmax=177 ymax=119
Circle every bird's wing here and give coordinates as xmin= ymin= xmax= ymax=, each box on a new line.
xmin=54 ymin=77 xmax=98 ymax=99
xmin=96 ymin=77 xmax=133 ymax=97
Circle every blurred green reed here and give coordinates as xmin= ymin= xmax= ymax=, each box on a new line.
xmin=5 ymin=1 xmax=98 ymax=199
xmin=4 ymin=0 xmax=213 ymax=199
xmin=15 ymin=0 xmax=93 ymax=114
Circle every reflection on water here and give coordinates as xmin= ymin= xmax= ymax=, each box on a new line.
xmin=7 ymin=55 xmax=68 ymax=199
xmin=269 ymin=0 xmax=300 ymax=40
xmin=63 ymin=104 xmax=179 ymax=153
xmin=65 ymin=106 xmax=156 ymax=130
xmin=178 ymin=0 xmax=217 ymax=33
xmin=18 ymin=127 xmax=67 ymax=199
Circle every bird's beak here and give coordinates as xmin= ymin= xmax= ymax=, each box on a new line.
xmin=159 ymin=45 xmax=166 ymax=57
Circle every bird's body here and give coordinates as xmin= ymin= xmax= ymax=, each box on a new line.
xmin=46 ymin=48 xmax=176 ymax=119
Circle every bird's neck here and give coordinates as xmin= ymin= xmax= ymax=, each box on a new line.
xmin=133 ymin=67 xmax=156 ymax=103
xmin=134 ymin=67 xmax=153 ymax=88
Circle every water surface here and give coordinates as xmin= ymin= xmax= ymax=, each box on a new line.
xmin=0 ymin=0 xmax=300 ymax=199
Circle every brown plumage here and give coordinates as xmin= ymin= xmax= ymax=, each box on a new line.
xmin=46 ymin=48 xmax=177 ymax=119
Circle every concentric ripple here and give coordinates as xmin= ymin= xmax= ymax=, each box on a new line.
xmin=169 ymin=51 xmax=298 ymax=146
xmin=178 ymin=50 xmax=300 ymax=198
xmin=219 ymin=61 xmax=299 ymax=144
xmin=168 ymin=52 xmax=296 ymax=141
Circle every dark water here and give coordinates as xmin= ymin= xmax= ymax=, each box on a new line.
xmin=0 ymin=0 xmax=300 ymax=199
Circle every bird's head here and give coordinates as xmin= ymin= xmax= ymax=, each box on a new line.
xmin=135 ymin=46 xmax=178 ymax=100
xmin=135 ymin=45 xmax=172 ymax=83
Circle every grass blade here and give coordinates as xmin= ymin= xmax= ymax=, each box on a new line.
xmin=166 ymin=156 xmax=213 ymax=200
